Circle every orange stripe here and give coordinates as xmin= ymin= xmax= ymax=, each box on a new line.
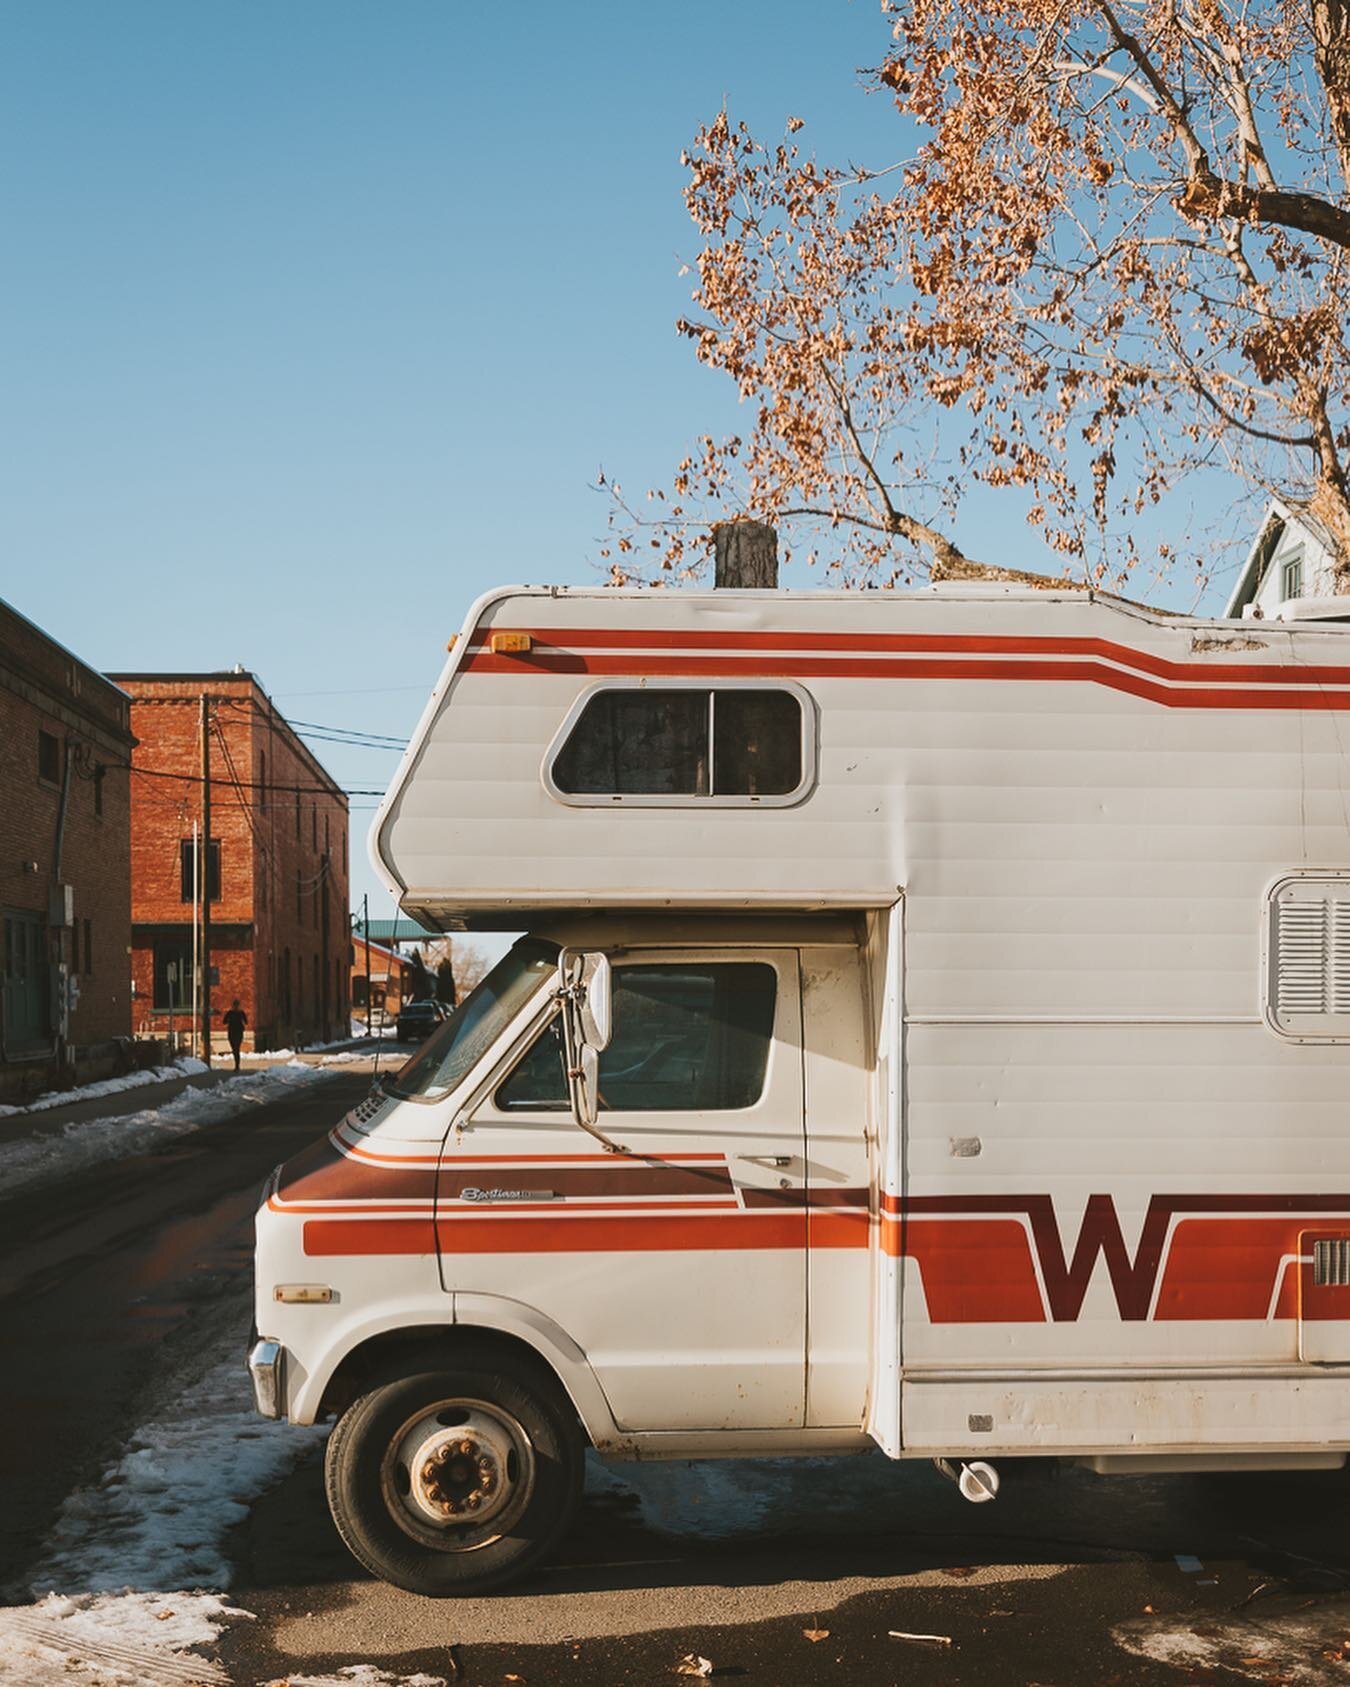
xmin=464 ymin=649 xmax=1350 ymax=710
xmin=471 ymin=625 xmax=1350 ymax=688
xmin=302 ymin=1212 xmax=808 ymax=1256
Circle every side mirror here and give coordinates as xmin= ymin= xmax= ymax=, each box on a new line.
xmin=557 ymin=950 xmax=613 ymax=1132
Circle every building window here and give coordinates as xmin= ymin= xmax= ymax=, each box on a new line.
xmin=152 ymin=937 xmax=193 ymax=1012
xmin=38 ymin=731 xmax=60 ymax=785
xmin=1281 ymin=549 xmax=1305 ymax=602
xmin=94 ymin=765 xmax=105 ymax=817
xmin=3 ymin=910 xmax=50 ymax=1051
xmin=180 ymin=839 xmax=221 ymax=902
xmin=71 ymin=920 xmax=79 ymax=976
xmin=83 ymin=918 xmax=92 ymax=977
xmin=548 ymin=684 xmax=812 ymax=806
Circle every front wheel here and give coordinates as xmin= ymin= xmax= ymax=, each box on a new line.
xmin=324 ymin=1344 xmax=584 ymax=1595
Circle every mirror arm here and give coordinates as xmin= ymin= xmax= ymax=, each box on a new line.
xmin=561 ymin=1074 xmax=629 ymax=1155
xmin=555 ymin=990 xmax=629 ymax=1155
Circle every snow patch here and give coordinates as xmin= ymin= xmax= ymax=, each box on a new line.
xmin=0 ymin=1589 xmax=243 ymax=1686
xmin=0 ymin=1058 xmax=209 ymax=1119
xmin=275 ymin=1671 xmax=447 ymax=1687
xmin=30 ymin=1352 xmax=328 ymax=1595
xmin=1115 ymin=1607 xmax=1350 ymax=1684
xmin=0 ymin=1060 xmax=339 ymax=1199
xmin=584 ymin=1450 xmax=907 ymax=1539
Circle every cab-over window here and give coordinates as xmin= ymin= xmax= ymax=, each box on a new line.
xmin=547 ymin=684 xmax=812 ymax=806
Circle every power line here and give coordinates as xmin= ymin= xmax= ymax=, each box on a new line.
xmin=290 ymin=719 xmax=406 ymax=748
xmin=125 ymin=763 xmax=381 ymax=797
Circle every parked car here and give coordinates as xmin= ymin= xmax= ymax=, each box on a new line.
xmin=394 ymin=998 xmax=447 ymax=1043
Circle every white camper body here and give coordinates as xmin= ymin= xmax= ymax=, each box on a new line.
xmin=252 ymin=584 xmax=1350 ymax=1593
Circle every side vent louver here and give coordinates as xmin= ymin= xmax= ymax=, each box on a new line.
xmin=1269 ymin=878 xmax=1350 ymax=1039
xmin=1314 ymin=1239 xmax=1350 ymax=1288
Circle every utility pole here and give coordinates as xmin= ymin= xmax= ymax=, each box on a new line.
xmin=200 ymin=693 xmax=213 ymax=1063
xmin=363 ymin=893 xmax=372 ymax=1037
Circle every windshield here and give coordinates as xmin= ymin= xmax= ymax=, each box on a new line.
xmin=386 ymin=938 xmax=559 ymax=1103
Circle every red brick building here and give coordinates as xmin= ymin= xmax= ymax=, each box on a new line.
xmin=111 ymin=672 xmax=350 ymax=1055
xmin=350 ymin=936 xmax=416 ymax=1029
xmin=1 ymin=598 xmax=134 ymax=1101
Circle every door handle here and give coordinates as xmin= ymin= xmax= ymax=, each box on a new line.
xmin=738 ymin=1154 xmax=792 ymax=1169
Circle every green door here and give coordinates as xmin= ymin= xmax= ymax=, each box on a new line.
xmin=3 ymin=911 xmax=50 ymax=1053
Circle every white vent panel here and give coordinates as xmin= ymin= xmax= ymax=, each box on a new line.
xmin=1268 ymin=877 xmax=1350 ymax=1039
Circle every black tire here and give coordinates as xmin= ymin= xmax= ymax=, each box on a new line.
xmin=323 ymin=1343 xmax=584 ymax=1595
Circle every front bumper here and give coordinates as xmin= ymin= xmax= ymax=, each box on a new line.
xmin=247 ymin=1337 xmax=286 ymax=1419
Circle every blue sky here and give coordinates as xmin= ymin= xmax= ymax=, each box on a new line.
xmin=1 ymin=1 xmax=1249 ymax=918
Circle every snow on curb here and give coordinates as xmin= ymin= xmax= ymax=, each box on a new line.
xmin=29 ymin=1350 xmax=329 ymax=1594
xmin=0 ymin=1058 xmax=209 ymax=1120
xmin=0 ymin=1060 xmax=340 ymax=1200
xmin=0 ymin=1330 xmax=330 ymax=1684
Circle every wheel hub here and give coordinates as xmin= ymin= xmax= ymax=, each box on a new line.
xmin=392 ymin=1404 xmax=531 ymax=1536
xmin=419 ymin=1435 xmax=500 ymax=1516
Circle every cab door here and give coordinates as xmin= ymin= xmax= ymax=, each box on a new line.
xmin=439 ymin=948 xmax=806 ymax=1432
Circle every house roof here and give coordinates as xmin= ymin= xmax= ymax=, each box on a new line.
xmin=353 ymin=916 xmax=439 ymax=946
xmin=1224 ymin=496 xmax=1347 ymax=617
xmin=352 ymin=936 xmax=408 ymax=969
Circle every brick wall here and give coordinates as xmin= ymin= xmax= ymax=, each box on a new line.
xmin=0 ymin=599 xmax=134 ymax=1097
xmin=115 ymin=674 xmax=349 ymax=1056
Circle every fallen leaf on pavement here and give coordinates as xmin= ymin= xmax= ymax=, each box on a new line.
xmin=675 ymin=1657 xmax=714 ymax=1679
xmin=803 ymin=1627 xmax=830 ymax=1642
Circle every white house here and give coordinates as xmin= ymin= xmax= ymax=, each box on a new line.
xmin=1225 ymin=497 xmax=1347 ymax=620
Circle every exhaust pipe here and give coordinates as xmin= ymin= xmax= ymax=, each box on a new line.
xmin=933 ymin=1457 xmax=1000 ymax=1503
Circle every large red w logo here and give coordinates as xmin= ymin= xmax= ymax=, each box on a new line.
xmin=899 ymin=1193 xmax=1350 ymax=1323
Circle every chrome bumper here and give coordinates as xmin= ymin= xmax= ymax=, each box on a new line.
xmin=247 ymin=1337 xmax=285 ymax=1419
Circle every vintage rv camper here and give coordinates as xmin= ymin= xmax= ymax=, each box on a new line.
xmin=251 ymin=582 xmax=1350 ymax=1593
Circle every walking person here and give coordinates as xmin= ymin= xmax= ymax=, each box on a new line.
xmin=223 ymin=998 xmax=248 ymax=1071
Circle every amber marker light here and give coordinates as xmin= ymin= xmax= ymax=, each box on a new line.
xmin=274 ymin=1284 xmax=334 ymax=1304
xmin=489 ymin=631 xmax=533 ymax=655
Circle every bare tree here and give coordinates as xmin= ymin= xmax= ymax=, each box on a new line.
xmin=605 ymin=1 xmax=1349 ymax=589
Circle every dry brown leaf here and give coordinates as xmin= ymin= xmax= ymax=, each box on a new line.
xmin=941 ymin=1565 xmax=977 ymax=1579
xmin=803 ymin=1627 xmax=830 ymax=1642
xmin=675 ymin=1658 xmax=714 ymax=1680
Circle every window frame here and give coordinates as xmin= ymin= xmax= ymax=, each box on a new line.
xmin=475 ymin=948 xmax=801 ymax=1146
xmin=1279 ymin=546 xmax=1305 ymax=603
xmin=179 ymin=838 xmax=221 ymax=904
xmin=541 ymin=677 xmax=817 ymax=810
xmin=493 ymin=955 xmax=783 ymax=1116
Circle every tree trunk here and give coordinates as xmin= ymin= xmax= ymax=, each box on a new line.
xmin=713 ymin=520 xmax=779 ymax=588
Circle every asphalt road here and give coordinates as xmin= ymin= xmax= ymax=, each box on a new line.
xmin=6 ymin=1065 xmax=1350 ymax=1684
xmin=0 ymin=1069 xmax=369 ymax=1592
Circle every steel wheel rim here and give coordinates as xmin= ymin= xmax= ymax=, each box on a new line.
xmin=380 ymin=1396 xmax=537 ymax=1552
